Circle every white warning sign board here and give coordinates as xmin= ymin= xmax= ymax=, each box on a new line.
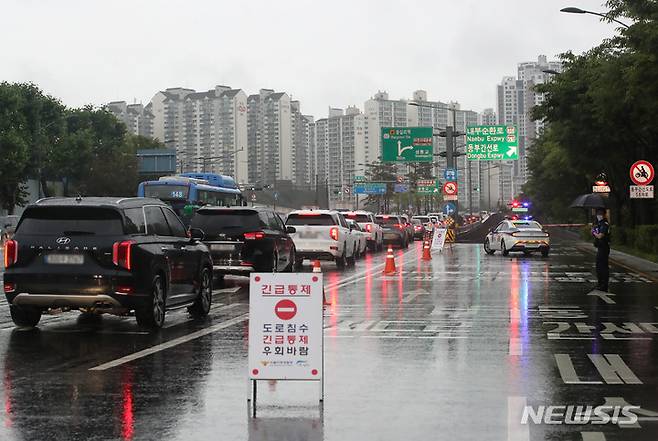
xmin=431 ymin=228 xmax=448 ymax=251
xmin=248 ymin=273 xmax=323 ymax=381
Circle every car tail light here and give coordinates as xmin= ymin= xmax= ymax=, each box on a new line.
xmin=4 ymin=282 xmax=16 ymax=293
xmin=393 ymin=223 xmax=404 ymax=230
xmin=244 ymin=231 xmax=266 ymax=240
xmin=116 ymin=285 xmax=134 ymax=294
xmin=330 ymin=227 xmax=339 ymax=241
xmin=3 ymin=240 xmax=18 ymax=268
xmin=415 ymin=225 xmax=422 ymax=231
xmin=112 ymin=240 xmax=134 ymax=270
xmin=365 ymin=224 xmax=372 ymax=232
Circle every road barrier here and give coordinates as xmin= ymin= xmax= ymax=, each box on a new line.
xmin=422 ymin=240 xmax=432 ymax=261
xmin=383 ymin=246 xmax=397 ymax=275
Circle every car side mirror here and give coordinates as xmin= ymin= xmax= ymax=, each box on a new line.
xmin=349 ymin=224 xmax=355 ymax=231
xmin=286 ymin=226 xmax=296 ymax=234
xmin=490 ymin=228 xmax=495 ymax=233
xmin=189 ymin=228 xmax=205 ymax=241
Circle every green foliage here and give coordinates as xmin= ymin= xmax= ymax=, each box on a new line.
xmin=526 ymin=0 xmax=658 ymax=226
xmin=0 ymin=82 xmax=164 ymax=210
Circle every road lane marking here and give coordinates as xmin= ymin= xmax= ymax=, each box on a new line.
xmin=89 ymin=313 xmax=248 ymax=371
xmin=555 ymin=354 xmax=642 ymax=384
xmin=325 ymin=246 xmax=420 ymax=290
xmin=555 ymin=354 xmax=602 ymax=384
xmin=587 ymin=289 xmax=616 ymax=304
xmin=508 ymin=338 xmax=522 ymax=356
xmin=588 ymin=354 xmax=642 ymax=384
xmin=507 ymin=396 xmax=530 ymax=441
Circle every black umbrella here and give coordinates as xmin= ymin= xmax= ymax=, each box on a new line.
xmin=569 ymin=193 xmax=608 ymax=209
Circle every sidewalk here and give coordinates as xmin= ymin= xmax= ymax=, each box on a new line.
xmin=555 ymin=228 xmax=658 ymax=282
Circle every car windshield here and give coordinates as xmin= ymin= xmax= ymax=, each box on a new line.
xmin=512 ymin=221 xmax=542 ymax=230
xmin=16 ymin=206 xmax=124 ymax=235
xmin=344 ymin=213 xmax=370 ymax=223
xmin=143 ymin=184 xmax=190 ymax=200
xmin=286 ymin=214 xmax=336 ymax=226
xmin=190 ymin=210 xmax=263 ymax=235
xmin=375 ymin=216 xmax=399 ymax=226
xmin=414 ymin=217 xmax=430 ymax=223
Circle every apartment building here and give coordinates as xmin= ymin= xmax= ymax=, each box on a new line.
xmin=246 ymin=89 xmax=292 ymax=186
xmin=497 ymin=55 xmax=562 ymax=196
xmin=147 ymin=86 xmax=248 ymax=183
xmin=105 ymin=101 xmax=154 ymax=138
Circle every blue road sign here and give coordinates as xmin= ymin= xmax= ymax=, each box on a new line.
xmin=442 ymin=202 xmax=456 ymax=215
xmin=394 ymin=183 xmax=410 ymax=193
xmin=354 ymin=183 xmax=387 ymax=195
xmin=444 ymin=168 xmax=458 ymax=181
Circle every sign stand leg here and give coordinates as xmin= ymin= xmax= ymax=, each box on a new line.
xmin=252 ymin=380 xmax=257 ymax=417
xmin=320 ymin=303 xmax=325 ymax=403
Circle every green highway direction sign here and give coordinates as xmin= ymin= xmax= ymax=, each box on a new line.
xmin=466 ymin=125 xmax=518 ymax=161
xmin=417 ymin=179 xmax=440 ymax=195
xmin=381 ymin=127 xmax=434 ymax=162
xmin=353 ymin=175 xmax=366 ymax=182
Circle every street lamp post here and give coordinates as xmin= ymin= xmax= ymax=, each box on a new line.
xmin=560 ymin=7 xmax=630 ymax=28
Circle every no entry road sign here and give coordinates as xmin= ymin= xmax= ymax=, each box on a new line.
xmin=274 ymin=299 xmax=297 ymax=320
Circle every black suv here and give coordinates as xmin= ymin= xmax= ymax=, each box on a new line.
xmin=2 ymin=197 xmax=213 ymax=329
xmin=189 ymin=206 xmax=297 ymax=277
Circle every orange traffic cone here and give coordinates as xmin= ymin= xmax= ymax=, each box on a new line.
xmin=422 ymin=240 xmax=432 ymax=261
xmin=383 ymin=246 xmax=397 ymax=275
xmin=313 ymin=260 xmax=331 ymax=306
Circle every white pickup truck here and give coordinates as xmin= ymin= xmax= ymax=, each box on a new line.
xmin=285 ymin=210 xmax=357 ymax=269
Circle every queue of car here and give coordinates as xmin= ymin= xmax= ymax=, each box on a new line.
xmin=2 ymin=199 xmax=433 ymax=330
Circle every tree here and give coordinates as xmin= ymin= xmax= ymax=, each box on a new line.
xmin=526 ymin=0 xmax=658 ymax=225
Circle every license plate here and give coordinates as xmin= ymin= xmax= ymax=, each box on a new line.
xmin=211 ymin=244 xmax=235 ymax=251
xmin=45 ymin=254 xmax=84 ymax=265
xmin=299 ymin=231 xmax=319 ymax=239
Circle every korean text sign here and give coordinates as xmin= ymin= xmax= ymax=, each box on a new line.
xmin=249 ymin=273 xmax=323 ymax=381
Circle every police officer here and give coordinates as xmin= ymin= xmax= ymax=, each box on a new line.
xmin=592 ymin=208 xmax=610 ymax=291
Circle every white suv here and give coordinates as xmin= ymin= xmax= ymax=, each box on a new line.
xmin=286 ymin=210 xmax=357 ymax=268
xmin=343 ymin=211 xmax=383 ymax=252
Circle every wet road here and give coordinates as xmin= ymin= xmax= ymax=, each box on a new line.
xmin=0 ymin=236 xmax=657 ymax=441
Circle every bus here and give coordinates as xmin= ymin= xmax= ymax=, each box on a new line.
xmin=138 ymin=173 xmax=245 ymax=224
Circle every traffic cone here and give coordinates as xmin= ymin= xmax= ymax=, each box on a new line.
xmin=313 ymin=260 xmax=331 ymax=306
xmin=383 ymin=246 xmax=396 ymax=275
xmin=422 ymin=240 xmax=432 ymax=261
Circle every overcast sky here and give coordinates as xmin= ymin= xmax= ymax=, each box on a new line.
xmin=2 ymin=0 xmax=622 ymax=118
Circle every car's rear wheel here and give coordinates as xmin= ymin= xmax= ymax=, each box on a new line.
xmin=484 ymin=238 xmax=495 ymax=255
xmin=189 ymin=267 xmax=212 ymax=318
xmin=347 ymin=247 xmax=356 ymax=266
xmin=501 ymin=240 xmax=509 ymax=256
xmin=368 ymin=241 xmax=377 ymax=252
xmin=136 ymin=275 xmax=166 ymax=329
xmin=541 ymin=247 xmax=550 ymax=257
xmin=10 ymin=304 xmax=42 ymax=328
xmin=335 ymin=250 xmax=347 ymax=269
